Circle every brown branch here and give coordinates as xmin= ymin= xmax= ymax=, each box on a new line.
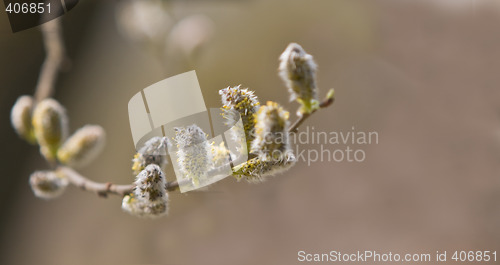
xmin=34 ymin=19 xmax=66 ymax=103
xmin=57 ymin=166 xmax=180 ymax=198
xmin=165 ymin=180 xmax=180 ymax=192
xmin=288 ymin=90 xmax=335 ymax=133
xmin=57 ymin=166 xmax=134 ymax=197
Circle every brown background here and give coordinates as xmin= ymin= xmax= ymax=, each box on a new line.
xmin=1 ymin=0 xmax=500 ymax=264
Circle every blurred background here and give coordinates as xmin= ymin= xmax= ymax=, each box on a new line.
xmin=1 ymin=0 xmax=500 ymax=264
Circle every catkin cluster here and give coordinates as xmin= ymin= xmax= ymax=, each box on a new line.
xmin=11 ymin=97 xmax=105 ymax=199
xmin=279 ymin=43 xmax=320 ymax=115
xmin=228 ymin=100 xmax=296 ymax=182
xmin=124 ymin=137 xmax=171 ymax=218
xmin=219 ymin=85 xmax=260 ymax=153
xmin=12 ymin=42 xmax=327 ymax=219
xmin=122 ymin=164 xmax=168 ymax=218
xmin=217 ymin=43 xmax=320 ymax=182
xmin=132 ymin=136 xmax=171 ymax=175
xmin=174 ymin=125 xmax=212 ymax=187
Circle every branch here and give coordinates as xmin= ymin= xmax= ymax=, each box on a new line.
xmin=34 ymin=19 xmax=66 ymax=103
xmin=40 ymin=91 xmax=334 ymax=198
xmin=288 ymin=89 xmax=335 ymax=133
xmin=56 ymin=166 xmax=179 ymax=198
xmin=166 ymin=179 xmax=180 ymax=192
xmin=33 ymin=22 xmax=331 ymax=199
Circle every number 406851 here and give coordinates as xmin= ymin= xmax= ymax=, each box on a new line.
xmin=451 ymin=251 xmax=496 ymax=262
xmin=6 ymin=2 xmax=51 ymax=14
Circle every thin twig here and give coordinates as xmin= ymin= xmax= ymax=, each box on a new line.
xmin=165 ymin=180 xmax=180 ymax=192
xmin=34 ymin=19 xmax=66 ymax=103
xmin=57 ymin=166 xmax=180 ymax=198
xmin=57 ymin=166 xmax=134 ymax=197
xmin=288 ymin=92 xmax=335 ymax=133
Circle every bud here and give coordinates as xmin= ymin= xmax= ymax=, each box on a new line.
xmin=174 ymin=124 xmax=212 ymax=187
xmin=251 ymin=101 xmax=292 ymax=162
xmin=166 ymin=14 xmax=215 ymax=61
xmin=57 ymin=125 xmax=106 ymax=168
xmin=219 ymin=85 xmax=260 ymax=152
xmin=132 ymin=136 xmax=171 ymax=175
xmin=29 ymin=170 xmax=68 ymax=199
xmin=11 ymin=95 xmax=36 ymax=144
xmin=279 ymin=43 xmax=319 ymax=115
xmin=32 ymin=98 xmax=69 ymax=161
xmin=326 ymin=88 xmax=335 ymax=102
xmin=116 ymin=0 xmax=171 ymax=43
xmin=232 ymin=153 xmax=296 ymax=183
xmin=122 ymin=164 xmax=168 ymax=218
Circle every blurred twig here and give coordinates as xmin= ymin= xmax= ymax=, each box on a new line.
xmin=34 ymin=19 xmax=66 ymax=103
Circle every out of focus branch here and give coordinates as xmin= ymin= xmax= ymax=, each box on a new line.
xmin=34 ymin=19 xmax=66 ymax=103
